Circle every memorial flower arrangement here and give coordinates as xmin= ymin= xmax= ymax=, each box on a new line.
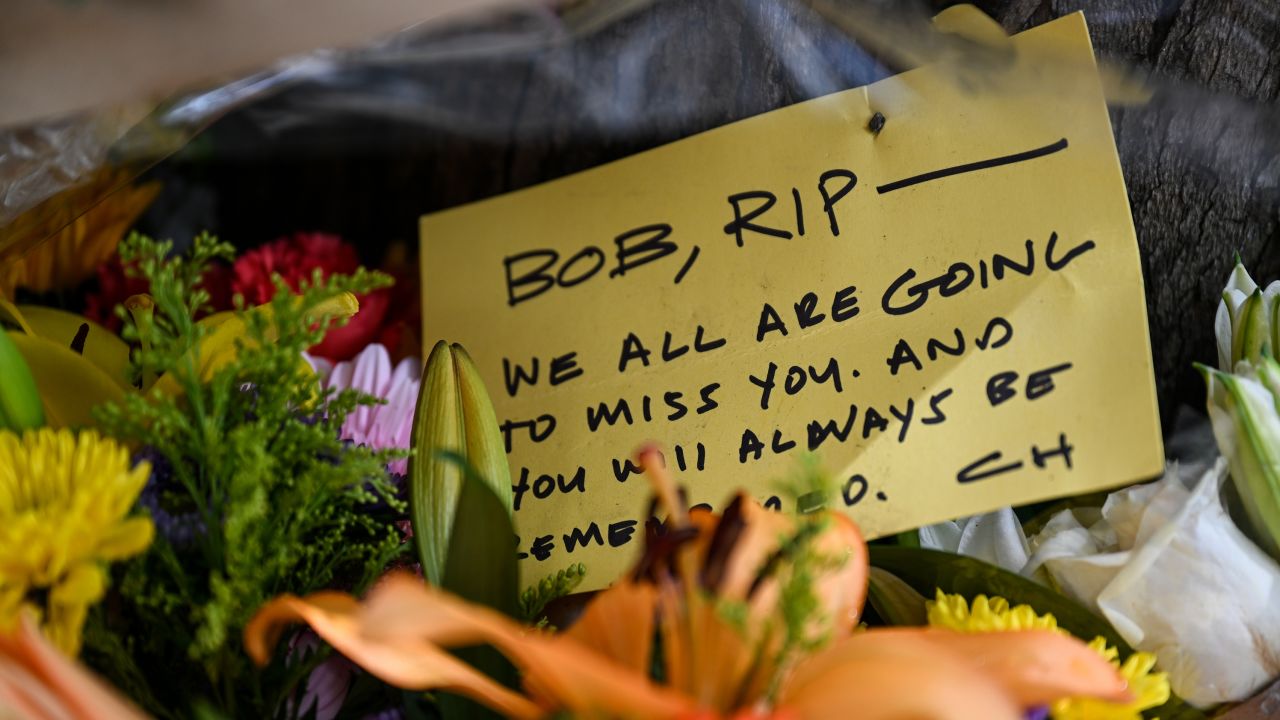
xmin=0 ymin=182 xmax=1277 ymax=720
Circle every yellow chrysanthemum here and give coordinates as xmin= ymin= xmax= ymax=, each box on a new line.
xmin=927 ymin=589 xmax=1061 ymax=633
xmin=928 ymin=591 xmax=1170 ymax=720
xmin=0 ymin=428 xmax=154 ymax=656
xmin=1051 ymin=638 xmax=1170 ymax=720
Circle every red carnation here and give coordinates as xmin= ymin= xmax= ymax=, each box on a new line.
xmin=86 ymin=257 xmax=232 ymax=331
xmin=85 ymin=258 xmax=149 ymax=331
xmin=232 ymin=232 xmax=391 ymax=361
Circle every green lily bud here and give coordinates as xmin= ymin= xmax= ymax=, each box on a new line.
xmin=0 ymin=326 xmax=45 ymax=432
xmin=409 ymin=340 xmax=514 ymax=586
xmin=1232 ymin=290 xmax=1271 ymax=367
xmin=1272 ymin=294 xmax=1280 ymax=373
xmin=1201 ymin=360 xmax=1280 ymax=559
xmin=1215 ymin=261 xmax=1280 ymax=370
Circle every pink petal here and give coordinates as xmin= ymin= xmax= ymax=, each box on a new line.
xmin=347 ymin=344 xmax=394 ymax=431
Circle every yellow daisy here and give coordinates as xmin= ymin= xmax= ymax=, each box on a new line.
xmin=928 ymin=590 xmax=1170 ymax=720
xmin=0 ymin=428 xmax=154 ymax=655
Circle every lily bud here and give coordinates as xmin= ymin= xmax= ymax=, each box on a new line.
xmin=1201 ymin=359 xmax=1280 ymax=559
xmin=1214 ymin=262 xmax=1280 ymax=370
xmin=408 ymin=341 xmax=513 ymax=586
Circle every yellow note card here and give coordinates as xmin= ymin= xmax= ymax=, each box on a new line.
xmin=421 ymin=11 xmax=1164 ymax=589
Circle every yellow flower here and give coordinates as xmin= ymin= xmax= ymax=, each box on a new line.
xmin=928 ymin=591 xmax=1061 ymax=633
xmin=0 ymin=292 xmax=356 ymax=430
xmin=0 ymin=172 xmax=159 ymax=299
xmin=1051 ymin=638 xmax=1171 ymax=720
xmin=928 ymin=591 xmax=1170 ymax=720
xmin=0 ymin=429 xmax=154 ymax=656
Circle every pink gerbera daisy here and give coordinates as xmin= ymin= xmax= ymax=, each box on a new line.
xmin=308 ymin=343 xmax=419 ymax=474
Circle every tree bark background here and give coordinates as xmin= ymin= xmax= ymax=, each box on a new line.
xmin=158 ymin=0 xmax=1280 ymax=426
xmin=972 ymin=0 xmax=1280 ymax=424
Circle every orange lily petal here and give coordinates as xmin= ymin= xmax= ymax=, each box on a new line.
xmin=247 ymin=574 xmax=698 ymax=720
xmin=562 ymin=580 xmax=657 ymax=675
xmin=777 ymin=629 xmax=1022 ymax=720
xmin=0 ymin=661 xmax=71 ymax=720
xmin=0 ymin=613 xmax=147 ymax=719
xmin=811 ymin=513 xmax=868 ymax=637
xmin=634 ymin=478 xmax=870 ymax=714
xmin=907 ymin=629 xmax=1132 ymax=706
xmin=656 ymin=576 xmax=692 ymax=700
xmin=724 ymin=512 xmax=867 ymax=708
xmin=368 ymin=576 xmax=696 ymax=720
xmin=778 ymin=627 xmax=1130 ymax=720
xmin=695 ymin=497 xmax=867 ymax=638
xmin=710 ymin=495 xmax=794 ymax=602
xmin=684 ymin=591 xmax=758 ymax=710
xmin=244 ymin=589 xmax=541 ymax=720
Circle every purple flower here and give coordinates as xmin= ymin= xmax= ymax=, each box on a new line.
xmin=288 ymin=631 xmax=354 ymax=720
xmin=135 ymin=447 xmax=206 ymax=546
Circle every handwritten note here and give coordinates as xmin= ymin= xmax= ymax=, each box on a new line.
xmin=420 ymin=11 xmax=1164 ymax=590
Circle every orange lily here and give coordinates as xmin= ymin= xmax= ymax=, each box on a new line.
xmin=0 ymin=612 xmax=146 ymax=719
xmin=246 ymin=449 xmax=1129 ymax=719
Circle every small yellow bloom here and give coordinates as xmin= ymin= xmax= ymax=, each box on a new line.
xmin=928 ymin=590 xmax=1061 ymax=634
xmin=0 ymin=428 xmax=154 ymax=655
xmin=928 ymin=590 xmax=1170 ymax=720
xmin=1051 ymin=638 xmax=1170 ymax=720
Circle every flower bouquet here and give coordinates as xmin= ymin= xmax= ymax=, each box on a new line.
xmin=4 ymin=2 xmax=1280 ymax=719
xmin=3 ymin=184 xmax=1277 ymax=719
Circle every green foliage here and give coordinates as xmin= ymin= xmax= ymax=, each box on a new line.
xmin=756 ymin=467 xmax=847 ymax=701
xmin=774 ymin=517 xmax=838 ymax=659
xmin=84 ymin=233 xmax=405 ymax=719
xmin=518 ymin=564 xmax=586 ymax=622
xmin=772 ymin=454 xmax=833 ymax=514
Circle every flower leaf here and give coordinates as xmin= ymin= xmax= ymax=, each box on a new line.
xmin=866 ymin=567 xmax=928 ymax=627
xmin=439 ymin=450 xmax=521 ymax=619
xmin=872 ymin=546 xmax=1128 ymax=647
xmin=437 ymin=450 xmax=520 ymax=720
xmin=0 ymin=325 xmax=44 ymax=431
